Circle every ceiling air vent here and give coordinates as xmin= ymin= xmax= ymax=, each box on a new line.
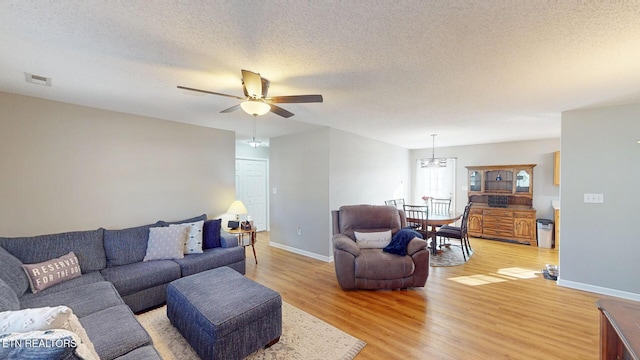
xmin=25 ymin=73 xmax=52 ymax=87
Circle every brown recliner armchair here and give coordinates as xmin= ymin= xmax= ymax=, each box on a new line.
xmin=331 ymin=204 xmax=430 ymax=290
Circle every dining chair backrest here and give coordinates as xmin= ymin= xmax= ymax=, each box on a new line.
xmin=460 ymin=202 xmax=473 ymax=233
xmin=402 ymin=204 xmax=429 ymax=231
xmin=430 ymin=197 xmax=452 ymax=215
xmin=385 ymin=198 xmax=405 ymax=209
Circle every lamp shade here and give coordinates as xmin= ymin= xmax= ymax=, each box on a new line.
xmin=227 ymin=200 xmax=248 ymax=215
xmin=240 ymin=100 xmax=271 ymax=116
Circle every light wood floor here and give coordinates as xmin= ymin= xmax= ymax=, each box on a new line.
xmin=244 ymin=233 xmax=607 ymax=360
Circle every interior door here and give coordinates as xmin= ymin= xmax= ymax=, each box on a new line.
xmin=235 ymin=159 xmax=268 ymax=231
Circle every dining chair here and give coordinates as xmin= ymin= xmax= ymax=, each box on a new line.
xmin=402 ymin=204 xmax=435 ymax=244
xmin=429 ymin=197 xmax=452 ymax=215
xmin=384 ymin=198 xmax=405 ymax=209
xmin=435 ymin=202 xmax=473 ymax=261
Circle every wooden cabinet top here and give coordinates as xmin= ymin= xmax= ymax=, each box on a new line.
xmin=465 ymin=164 xmax=536 ymax=170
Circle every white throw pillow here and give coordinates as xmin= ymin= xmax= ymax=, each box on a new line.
xmin=143 ymin=226 xmax=188 ymax=261
xmin=0 ymin=306 xmax=100 ymax=360
xmin=170 ymin=220 xmax=204 ymax=254
xmin=354 ymin=230 xmax=393 ymax=249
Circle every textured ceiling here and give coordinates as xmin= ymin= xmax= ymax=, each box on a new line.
xmin=1 ymin=1 xmax=640 ymax=149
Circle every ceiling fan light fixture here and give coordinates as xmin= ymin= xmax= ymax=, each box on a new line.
xmin=240 ymin=100 xmax=271 ymax=116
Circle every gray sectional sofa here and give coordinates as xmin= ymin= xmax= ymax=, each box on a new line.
xmin=0 ymin=214 xmax=246 ymax=360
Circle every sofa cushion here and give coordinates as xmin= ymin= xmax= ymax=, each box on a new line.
xmin=172 ymin=247 xmax=246 ymax=277
xmin=114 ymin=345 xmax=162 ymax=360
xmin=0 ymin=278 xmax=19 ymax=312
xmin=20 ymin=281 xmax=123 ymax=318
xmin=203 ymin=219 xmax=222 ymax=249
xmin=80 ymin=304 xmax=152 ymax=360
xmin=354 ymin=249 xmax=415 ymax=279
xmin=104 ymin=222 xmax=162 ymax=267
xmin=22 ymin=251 xmax=82 ymax=294
xmin=0 ymin=246 xmax=29 ymax=297
xmin=19 ymin=271 xmax=105 ymax=301
xmin=100 ymin=260 xmax=181 ymax=297
xmin=0 ymin=228 xmax=106 ymax=272
xmin=158 ymin=213 xmax=207 ymax=226
xmin=143 ymin=226 xmax=187 ymax=261
xmin=338 ymin=205 xmax=402 ymax=239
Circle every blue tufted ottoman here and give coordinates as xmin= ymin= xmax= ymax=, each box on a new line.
xmin=166 ymin=267 xmax=282 ymax=360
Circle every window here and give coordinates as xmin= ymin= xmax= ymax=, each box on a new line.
xmin=414 ymin=158 xmax=456 ymax=211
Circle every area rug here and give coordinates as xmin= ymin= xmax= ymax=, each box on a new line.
xmin=430 ymin=245 xmax=474 ymax=266
xmin=136 ymin=301 xmax=365 ymax=360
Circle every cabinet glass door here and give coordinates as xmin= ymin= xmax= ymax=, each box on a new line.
xmin=515 ymin=169 xmax=531 ymax=193
xmin=469 ymin=170 xmax=482 ymax=192
xmin=485 ymin=170 xmax=513 ymax=193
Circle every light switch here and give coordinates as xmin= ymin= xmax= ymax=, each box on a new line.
xmin=272 ymin=188 xmax=277 ymax=194
xmin=584 ymin=193 xmax=604 ymax=203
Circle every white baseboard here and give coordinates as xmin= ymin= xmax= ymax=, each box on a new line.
xmin=268 ymin=242 xmax=333 ymax=263
xmin=557 ymin=279 xmax=640 ymax=301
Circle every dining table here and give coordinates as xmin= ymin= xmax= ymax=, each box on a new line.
xmin=427 ymin=212 xmax=462 ymax=255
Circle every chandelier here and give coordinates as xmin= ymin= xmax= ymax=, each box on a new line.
xmin=421 ymin=134 xmax=447 ymax=168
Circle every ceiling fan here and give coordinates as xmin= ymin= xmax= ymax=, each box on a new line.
xmin=177 ymin=69 xmax=323 ymax=118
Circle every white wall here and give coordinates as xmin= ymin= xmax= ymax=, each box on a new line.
xmin=329 ymin=129 xmax=411 ymax=210
xmin=269 ymin=128 xmax=331 ymax=258
xmin=0 ymin=92 xmax=236 ymax=236
xmin=269 ymin=127 xmax=411 ymax=260
xmin=559 ymin=103 xmax=640 ymax=300
xmin=411 ymin=139 xmax=561 ymax=219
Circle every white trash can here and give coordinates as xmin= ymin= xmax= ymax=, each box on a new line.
xmin=536 ymin=219 xmax=554 ymax=248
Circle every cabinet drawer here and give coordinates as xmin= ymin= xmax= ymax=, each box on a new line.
xmin=483 ymin=210 xmax=513 ymax=217
xmin=483 ymin=228 xmax=514 ymax=237
xmin=513 ymin=211 xmax=535 ymax=219
xmin=483 ymin=217 xmax=512 ymax=225
xmin=483 ymin=223 xmax=512 ymax=232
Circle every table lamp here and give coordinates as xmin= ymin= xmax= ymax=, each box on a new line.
xmin=227 ymin=200 xmax=248 ymax=229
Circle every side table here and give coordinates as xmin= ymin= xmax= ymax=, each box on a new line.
xmin=228 ymin=228 xmax=258 ymax=264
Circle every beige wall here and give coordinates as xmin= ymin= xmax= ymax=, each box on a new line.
xmin=559 ymin=103 xmax=640 ymax=299
xmin=269 ymin=127 xmax=410 ymax=260
xmin=0 ymin=92 xmax=236 ymax=236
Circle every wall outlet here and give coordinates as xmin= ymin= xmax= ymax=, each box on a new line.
xmin=297 ymin=227 xmax=302 ymax=236
xmin=272 ymin=187 xmax=277 ymax=194
xmin=584 ymin=193 xmax=604 ymax=203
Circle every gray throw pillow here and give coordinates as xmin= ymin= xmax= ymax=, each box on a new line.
xmin=143 ymin=226 xmax=188 ymax=261
xmin=22 ymin=252 xmax=82 ymax=294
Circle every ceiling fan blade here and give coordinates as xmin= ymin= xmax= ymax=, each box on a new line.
xmin=267 ymin=95 xmax=323 ymax=104
xmin=220 ymin=104 xmax=241 ymax=113
xmin=269 ymin=104 xmax=294 ymax=118
xmin=241 ymin=69 xmax=263 ymax=98
xmin=261 ymin=77 xmax=270 ymax=98
xmin=177 ymin=86 xmax=244 ymax=100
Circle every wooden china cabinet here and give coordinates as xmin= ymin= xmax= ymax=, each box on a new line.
xmin=466 ymin=164 xmax=537 ymax=246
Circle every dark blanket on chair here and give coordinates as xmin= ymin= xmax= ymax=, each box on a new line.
xmin=383 ymin=228 xmax=423 ymax=256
